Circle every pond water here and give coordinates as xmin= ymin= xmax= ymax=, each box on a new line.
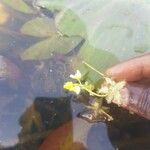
xmin=0 ymin=0 xmax=150 ymax=150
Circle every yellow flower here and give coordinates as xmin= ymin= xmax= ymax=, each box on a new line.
xmin=63 ymin=82 xmax=74 ymax=90
xmin=63 ymin=82 xmax=81 ymax=95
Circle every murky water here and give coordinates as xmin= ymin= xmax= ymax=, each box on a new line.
xmin=0 ymin=0 xmax=150 ymax=150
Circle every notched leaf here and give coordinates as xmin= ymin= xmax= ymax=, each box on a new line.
xmin=56 ymin=9 xmax=86 ymax=37
xmin=21 ymin=17 xmax=57 ymax=37
xmin=20 ymin=36 xmax=83 ymax=60
xmin=2 ymin=0 xmax=34 ymax=14
xmin=72 ymin=41 xmax=118 ymax=84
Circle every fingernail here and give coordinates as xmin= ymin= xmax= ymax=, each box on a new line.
xmin=105 ymin=65 xmax=122 ymax=80
xmin=106 ymin=68 xmax=115 ymax=77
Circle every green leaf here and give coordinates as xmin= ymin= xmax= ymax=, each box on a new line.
xmin=32 ymin=0 xmax=150 ymax=81
xmin=67 ymin=0 xmax=150 ymax=60
xmin=70 ymin=41 xmax=118 ymax=84
xmin=20 ymin=36 xmax=83 ymax=60
xmin=21 ymin=17 xmax=57 ymax=37
xmin=41 ymin=0 xmax=150 ymax=60
xmin=2 ymin=0 xmax=33 ymax=14
xmin=56 ymin=9 xmax=86 ymax=37
xmin=34 ymin=0 xmax=150 ymax=59
xmin=35 ymin=0 xmax=66 ymax=12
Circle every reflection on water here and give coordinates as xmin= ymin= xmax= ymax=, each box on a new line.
xmin=108 ymin=104 xmax=150 ymax=150
xmin=0 ymin=0 xmax=150 ymax=150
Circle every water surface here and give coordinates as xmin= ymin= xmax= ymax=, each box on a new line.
xmin=0 ymin=1 xmax=150 ymax=150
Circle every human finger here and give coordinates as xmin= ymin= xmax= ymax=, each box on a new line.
xmin=106 ymin=54 xmax=150 ymax=81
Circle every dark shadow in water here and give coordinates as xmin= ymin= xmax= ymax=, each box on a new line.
xmin=107 ymin=103 xmax=150 ymax=150
xmin=0 ymin=95 xmax=116 ymax=150
xmin=0 ymin=96 xmax=72 ymax=150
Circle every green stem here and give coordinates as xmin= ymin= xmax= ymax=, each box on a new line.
xmin=77 ymin=79 xmax=82 ymax=85
xmin=82 ymin=61 xmax=105 ymax=78
xmin=82 ymin=86 xmax=107 ymax=97
xmin=100 ymin=109 xmax=113 ymax=121
xmin=77 ymin=79 xmax=107 ymax=97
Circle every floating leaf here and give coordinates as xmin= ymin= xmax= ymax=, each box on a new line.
xmin=40 ymin=0 xmax=150 ymax=60
xmin=56 ymin=9 xmax=86 ymax=37
xmin=20 ymin=36 xmax=83 ymax=60
xmin=67 ymin=0 xmax=150 ymax=60
xmin=35 ymin=0 xmax=150 ymax=59
xmin=35 ymin=0 xmax=66 ymax=12
xmin=21 ymin=17 xmax=57 ymax=37
xmin=2 ymin=0 xmax=33 ymax=14
xmin=70 ymin=41 xmax=118 ymax=84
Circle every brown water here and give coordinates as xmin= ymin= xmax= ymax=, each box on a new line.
xmin=0 ymin=0 xmax=150 ymax=150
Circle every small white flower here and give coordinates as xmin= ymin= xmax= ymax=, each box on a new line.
xmin=98 ymin=86 xmax=109 ymax=94
xmin=70 ymin=70 xmax=81 ymax=80
xmin=73 ymin=86 xmax=81 ymax=94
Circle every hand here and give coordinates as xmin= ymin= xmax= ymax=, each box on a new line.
xmin=106 ymin=54 xmax=150 ymax=82
xmin=106 ymin=54 xmax=150 ymax=120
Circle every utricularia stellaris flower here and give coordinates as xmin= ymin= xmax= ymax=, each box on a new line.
xmin=64 ymin=69 xmax=126 ymax=105
xmin=63 ymin=62 xmax=126 ymax=121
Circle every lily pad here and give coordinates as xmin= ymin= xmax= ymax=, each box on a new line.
xmin=68 ymin=0 xmax=150 ymax=60
xmin=20 ymin=36 xmax=83 ymax=60
xmin=70 ymin=41 xmax=118 ymax=84
xmin=21 ymin=17 xmax=57 ymax=37
xmin=37 ymin=0 xmax=150 ymax=60
xmin=2 ymin=0 xmax=33 ymax=14
xmin=56 ymin=9 xmax=86 ymax=37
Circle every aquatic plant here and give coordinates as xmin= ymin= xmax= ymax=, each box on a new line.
xmin=64 ymin=61 xmax=126 ymax=121
xmin=2 ymin=0 xmax=149 ymax=120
